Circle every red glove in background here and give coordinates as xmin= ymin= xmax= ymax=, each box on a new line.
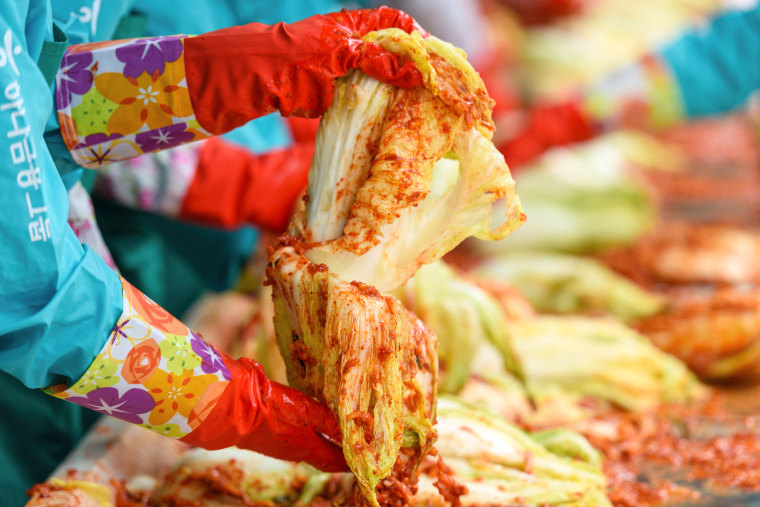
xmin=179 ymin=137 xmax=313 ymax=231
xmin=182 ymin=353 xmax=347 ymax=473
xmin=498 ymin=100 xmax=596 ymax=169
xmin=497 ymin=0 xmax=587 ymax=25
xmin=184 ymin=7 xmax=427 ymax=134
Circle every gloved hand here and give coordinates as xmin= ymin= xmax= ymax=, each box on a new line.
xmin=179 ymin=137 xmax=314 ymax=230
xmin=48 ymin=278 xmax=346 ymax=472
xmin=58 ymin=7 xmax=427 ymax=168
xmin=181 ymin=353 xmax=347 ymax=472
xmin=184 ymin=7 xmax=427 ymax=134
xmin=498 ymin=100 xmax=596 ymax=169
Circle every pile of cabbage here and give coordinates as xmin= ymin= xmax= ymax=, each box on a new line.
xmin=153 ymin=398 xmax=610 ymax=506
xmin=402 ymin=260 xmax=702 ymax=421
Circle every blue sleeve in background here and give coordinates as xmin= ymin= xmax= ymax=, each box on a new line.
xmin=233 ymin=0 xmax=345 ymax=24
xmin=660 ymin=5 xmax=760 ymax=118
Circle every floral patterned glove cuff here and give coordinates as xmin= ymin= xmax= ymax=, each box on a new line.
xmin=56 ymin=36 xmax=212 ymax=168
xmin=45 ymin=277 xmax=231 ymax=439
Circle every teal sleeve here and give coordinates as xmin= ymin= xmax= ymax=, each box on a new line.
xmin=660 ymin=5 xmax=760 ymax=118
xmin=133 ymin=0 xmax=344 ymax=34
xmin=220 ymin=114 xmax=291 ymax=152
xmin=231 ymin=0 xmax=345 ymax=24
xmin=0 ymin=7 xmax=123 ymax=389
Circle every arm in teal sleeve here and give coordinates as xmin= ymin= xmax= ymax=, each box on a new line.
xmin=583 ymin=6 xmax=760 ymax=130
xmin=0 ymin=12 xmax=122 ymax=389
xmin=660 ymin=5 xmax=760 ymax=117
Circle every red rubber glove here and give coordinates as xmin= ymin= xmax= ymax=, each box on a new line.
xmin=288 ymin=117 xmax=321 ymax=144
xmin=498 ymin=100 xmax=596 ymax=169
xmin=179 ymin=137 xmax=313 ymax=230
xmin=182 ymin=352 xmax=347 ymax=473
xmin=184 ymin=7 xmax=427 ymax=134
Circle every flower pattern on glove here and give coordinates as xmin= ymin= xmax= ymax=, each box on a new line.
xmin=115 ymin=36 xmax=184 ymax=78
xmin=140 ymin=422 xmax=185 ymax=438
xmin=56 ymin=36 xmax=211 ymax=168
xmin=122 ymin=339 xmax=161 ymax=384
xmin=135 ymin=123 xmax=195 ymax=152
xmin=159 ymin=333 xmax=202 ymax=375
xmin=191 ymin=332 xmax=233 ymax=380
xmin=46 ymin=277 xmax=231 ymax=438
xmin=142 ymin=368 xmax=218 ymax=426
xmin=93 ymin=59 xmax=194 ymax=135
xmin=69 ymin=357 xmax=119 ymax=394
xmin=56 ymin=51 xmax=94 ymax=109
xmin=66 ymin=387 xmax=155 ymax=425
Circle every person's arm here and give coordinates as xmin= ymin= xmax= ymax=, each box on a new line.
xmin=587 ymin=5 xmax=760 ymax=128
xmin=1 ymin=14 xmax=344 ymax=472
xmin=91 ymin=136 xmax=314 ymax=231
xmin=500 ymin=5 xmax=760 ymax=167
xmin=56 ymin=7 xmax=426 ymax=168
xmin=46 ymin=276 xmax=346 ymax=471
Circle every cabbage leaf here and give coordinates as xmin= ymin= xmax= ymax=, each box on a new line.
xmin=293 ymin=32 xmax=523 ymax=292
xmin=267 ymin=245 xmax=437 ymax=506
